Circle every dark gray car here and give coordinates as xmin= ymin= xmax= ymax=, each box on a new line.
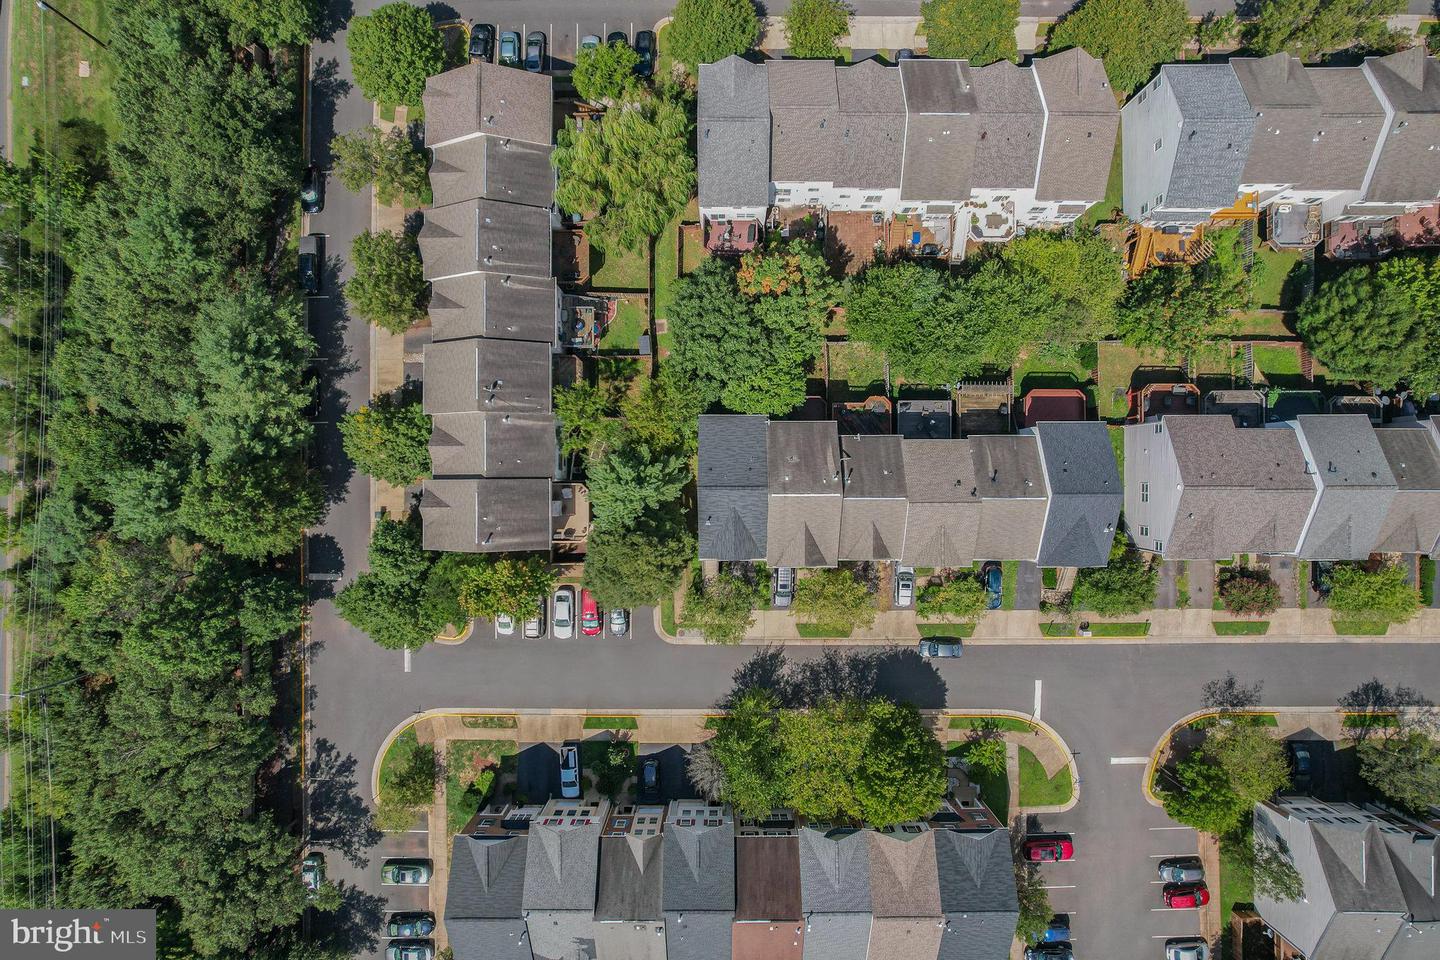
xmin=1157 ymin=857 xmax=1205 ymax=884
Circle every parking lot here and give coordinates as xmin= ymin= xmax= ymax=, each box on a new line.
xmin=466 ymin=16 xmax=652 ymax=73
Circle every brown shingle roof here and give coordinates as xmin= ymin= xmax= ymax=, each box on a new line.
xmin=736 ymin=836 xmax=802 ymax=921
xmin=422 ymin=62 xmax=553 ymax=148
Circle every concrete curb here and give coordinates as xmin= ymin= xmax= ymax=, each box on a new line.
xmin=434 ymin=620 xmax=474 ymax=645
xmin=950 ymin=711 xmax=1081 ymax=814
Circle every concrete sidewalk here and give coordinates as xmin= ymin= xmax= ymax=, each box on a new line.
xmin=666 ymin=606 xmax=1440 ymax=645
xmin=369 ymin=103 xmax=411 ymax=523
xmin=757 ymin=15 xmax=1048 ymax=56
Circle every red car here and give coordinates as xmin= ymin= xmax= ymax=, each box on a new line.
xmin=1164 ymin=882 xmax=1210 ymax=908
xmin=580 ymin=590 xmax=602 ymax=637
xmin=1023 ymin=838 xmax=1074 ymax=862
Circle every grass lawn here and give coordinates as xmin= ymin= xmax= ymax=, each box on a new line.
xmin=1423 ymin=557 xmax=1436 ymax=606
xmin=1213 ymin=620 xmax=1270 ymax=635
xmin=584 ymin=716 xmax=639 ymax=730
xmin=590 ymin=242 xmax=650 ymax=291
xmin=1076 ymin=135 xmax=1123 ymax=230
xmin=446 ymin=739 xmax=518 ymax=835
xmin=919 ymin=622 xmax=976 ymax=639
xmin=596 ymin=357 xmax=645 ymax=395
xmin=655 ymin=22 xmax=683 ymax=84
xmin=379 ymin=727 xmax=423 ymax=797
xmin=654 ymin=197 xmax=699 ymax=320
xmin=660 ymin=593 xmax=677 ymax=634
xmin=796 ymin=622 xmax=854 ymax=638
xmin=11 ymin=0 xmax=118 ymax=164
xmin=1219 ymin=836 xmax=1255 ymax=960
xmin=1041 ymin=621 xmax=1151 ymax=637
xmin=1041 ymin=568 xmax=1059 ymax=589
xmin=1252 ymin=344 xmax=1302 ymax=379
xmin=949 ymin=742 xmax=1009 ymax=823
xmin=1251 ymin=245 xmax=1306 ymax=310
xmin=1097 ymin=341 xmax=1172 ymax=422
xmin=601 ymin=298 xmax=648 ymax=351
xmin=1231 ymin=311 xmax=1296 ymax=337
xmin=1001 ymin=560 xmax=1018 ymax=610
xmin=462 ymin=715 xmax=518 ymax=729
xmin=949 ymin=716 xmax=1033 ymax=732
xmin=1109 ymin=425 xmax=1125 ymax=476
xmin=827 ymin=340 xmax=887 ymax=400
xmin=1189 ymin=713 xmax=1278 ymax=730
xmin=1298 ymin=559 xmax=1311 ymax=609
xmin=1018 ymin=746 xmax=1073 ymax=807
xmin=1013 ymin=348 xmax=1097 ymax=408
xmin=1333 ymin=619 xmax=1391 ymax=636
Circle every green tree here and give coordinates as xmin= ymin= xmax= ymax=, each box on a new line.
xmin=387 ymin=743 xmax=439 ymax=807
xmin=1218 ymin=566 xmax=1280 ymax=616
xmin=667 ymin=0 xmax=760 ymax=70
xmin=1013 ymin=860 xmax=1054 ymax=942
xmin=780 ymin=700 xmax=866 ymax=819
xmin=1328 ymin=563 xmax=1420 ymax=626
xmin=1208 ymin=726 xmax=1291 ymax=805
xmin=1248 ymin=831 xmax=1306 ymax=903
xmin=586 ymin=444 xmax=690 ymax=531
xmin=1071 ymin=540 xmax=1156 ymax=615
xmin=706 ymin=688 xmax=786 ymax=817
xmin=347 ymin=230 xmax=428 ymax=333
xmin=346 ymin=2 xmax=445 ymax=107
xmin=920 ymin=0 xmax=1020 ymax=65
xmin=962 ymin=736 xmax=1008 ymax=777
xmin=335 ymin=518 xmax=445 ymax=649
xmin=619 ymin=369 xmax=706 ymax=454
xmin=1244 ymin=0 xmax=1404 ymax=60
xmin=1193 ymin=11 xmax=1238 ymax=56
xmin=553 ymin=89 xmax=695 ymax=252
xmin=217 ymin=0 xmax=319 ymax=47
xmin=856 ymin=700 xmax=948 ymax=826
xmin=456 ymin=556 xmax=556 ymax=620
xmin=1358 ymin=730 xmax=1440 ymax=814
xmin=1050 ymin=0 xmax=1189 ymax=93
xmin=1161 ymin=749 xmax=1251 ymax=835
xmin=784 ymin=0 xmax=853 ymax=60
xmin=339 ymin=392 xmax=432 ymax=486
xmin=1002 ymin=231 xmax=1126 ymax=340
xmin=1119 ymin=232 xmax=1248 ymax=358
xmin=686 ymin=572 xmax=760 ymax=644
xmin=554 ymin=381 xmax=619 ymax=456
xmin=793 ymin=568 xmax=877 ymax=630
xmin=179 ymin=457 xmax=322 ymax=560
xmin=330 ymin=126 xmax=429 ymax=206
xmin=917 ymin=575 xmax=988 ymax=621
xmin=582 ymin=511 xmax=696 ymax=609
xmin=1297 ymin=257 xmax=1436 ymax=390
xmin=573 ymin=42 xmax=641 ymax=104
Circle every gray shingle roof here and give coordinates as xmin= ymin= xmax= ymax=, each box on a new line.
xmin=902 ymin=440 xmax=981 ymax=567
xmin=1161 ymin=65 xmax=1256 ymax=209
xmin=698 ymin=416 xmax=769 ymax=561
xmin=1233 ymin=55 xmax=1321 ymax=187
xmin=1035 ymin=421 xmax=1122 ymax=567
xmin=419 ymin=198 xmax=553 ymax=281
xmin=901 ymin=59 xmax=978 ymax=114
xmin=971 ymin=61 xmax=1043 ymax=189
xmin=838 ymin=59 xmax=905 ymax=113
xmin=663 ymin=912 xmax=733 ymax=960
xmin=767 ymin=421 xmax=843 ymax=566
xmin=866 ymin=917 xmax=942 ymax=960
xmin=1364 ymin=50 xmax=1440 ymax=203
xmin=526 ymin=910 xmax=597 ymax=960
xmin=931 ymin=830 xmax=1018 ymax=915
xmin=596 ymin=834 xmax=663 ymax=921
xmin=768 ymin=60 xmax=840 ymax=109
xmin=1305 ymin=68 xmax=1385 ymax=191
xmin=839 ymin=435 xmax=908 ymax=560
xmin=662 ymin=818 xmax=735 ymax=912
xmin=698 ymin=57 xmax=772 ymax=207
xmin=448 ymin=834 xmax=528 ymax=920
xmin=428 ymin=272 xmax=559 ymax=344
xmin=422 ymin=338 xmax=552 ymax=415
xmin=429 ymin=411 xmax=556 ymax=479
xmin=1293 ymin=416 xmax=1397 ymax=560
xmin=970 ymin=436 xmax=1048 ymax=559
xmin=799 ymin=828 xmax=873 ymax=914
xmin=523 ymin=819 xmax=602 ymax=912
xmin=1374 ymin=427 xmax=1440 ymax=554
xmin=901 ymin=109 xmax=977 ymax=201
xmin=423 ymin=62 xmax=553 ymax=149
xmin=429 ymin=137 xmax=554 ymax=209
xmin=421 ymin=477 xmax=552 ymax=552
xmin=802 ymin=913 xmax=872 ymax=960
xmin=1033 ymin=49 xmax=1119 ymax=202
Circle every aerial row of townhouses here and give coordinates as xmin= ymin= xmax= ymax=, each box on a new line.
xmin=444 ymin=796 xmax=1019 ymax=960
xmin=409 ymin=49 xmax=1440 ymax=567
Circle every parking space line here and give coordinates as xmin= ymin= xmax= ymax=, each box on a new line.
xmin=1149 ymin=826 xmax=1194 ymax=831
xmin=403 ymin=647 xmax=412 ymax=672
xmin=1110 ymin=756 xmax=1149 ymax=764
xmin=1149 ymin=853 xmax=1195 ymax=857
xmin=1042 ymin=884 xmax=1076 ymax=890
xmin=1034 ymin=679 xmax=1042 ymax=719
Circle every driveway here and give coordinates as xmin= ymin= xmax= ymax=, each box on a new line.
xmin=1266 ymin=555 xmax=1298 ymax=608
xmin=1014 ymin=561 xmax=1041 ymax=611
xmin=1156 ymin=560 xmax=1181 ymax=609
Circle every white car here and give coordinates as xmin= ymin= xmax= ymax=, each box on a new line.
xmin=495 ymin=613 xmax=515 ymax=636
xmin=552 ymin=587 xmax=576 ymax=639
xmin=523 ymin=598 xmax=545 ymax=639
xmin=559 ymin=743 xmax=581 ymax=799
xmin=1165 ymin=938 xmax=1210 ymax=960
xmin=609 ymin=608 xmax=629 ymax=637
xmin=894 ymin=565 xmax=915 ymax=608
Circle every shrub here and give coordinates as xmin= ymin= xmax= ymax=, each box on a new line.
xmin=1218 ymin=566 xmax=1280 ymax=616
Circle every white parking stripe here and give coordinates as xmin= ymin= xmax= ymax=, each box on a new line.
xmin=1150 ymin=826 xmax=1195 ymax=831
xmin=1034 ymin=679 xmax=1042 ymax=719
xmin=403 ymin=647 xmax=412 ymax=672
xmin=1110 ymin=756 xmax=1149 ymax=764
xmin=1042 ymin=884 xmax=1076 ymax=890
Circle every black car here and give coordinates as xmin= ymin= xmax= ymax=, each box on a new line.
xmin=1311 ymin=560 xmax=1336 ymax=597
xmin=300 ymin=165 xmax=324 ymax=215
xmin=639 ymin=758 xmax=661 ymax=803
xmin=607 ymin=30 xmax=629 ymax=48
xmin=634 ymin=30 xmax=655 ymax=77
xmin=468 ymin=23 xmax=495 ymax=63
xmin=387 ymin=913 xmax=437 ymax=939
xmin=298 ymin=235 xmax=321 ymax=295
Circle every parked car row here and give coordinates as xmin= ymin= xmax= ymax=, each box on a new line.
xmin=497 ymin=587 xmax=629 ymax=640
xmin=469 ymin=23 xmax=655 ymax=75
xmin=577 ymin=29 xmax=657 ymax=77
xmin=557 ymin=741 xmax=663 ymax=803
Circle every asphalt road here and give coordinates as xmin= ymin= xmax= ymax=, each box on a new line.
xmin=304 ymin=3 xmax=1440 ymax=958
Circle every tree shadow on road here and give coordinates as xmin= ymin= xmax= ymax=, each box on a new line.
xmin=721 ymin=645 xmax=947 ymax=710
xmin=308 ymin=737 xmax=383 ymax=868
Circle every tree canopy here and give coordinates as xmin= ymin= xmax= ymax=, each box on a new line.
xmin=340 ymin=391 xmax=432 ymax=486
xmin=456 ymin=556 xmax=556 ymax=621
xmin=217 ymin=0 xmax=319 ymax=47
xmin=585 ymin=444 xmax=690 ymax=530
xmin=553 ymin=89 xmax=696 ymax=252
xmin=784 ymin=0 xmax=853 ymax=60
xmin=1117 ymin=228 xmax=1248 ymax=358
xmin=346 ymin=2 xmax=445 ymax=107
xmin=330 ymin=125 xmax=429 ymax=207
xmin=1297 ymin=255 xmax=1439 ymax=391
xmin=1071 ymin=540 xmax=1157 ymax=615
xmin=1050 ymin=0 xmax=1189 ymax=93
xmin=917 ymin=574 xmax=988 ymax=621
xmin=920 ymin=0 xmax=1020 ymax=66
xmin=335 ymin=518 xmax=449 ymax=648
xmin=347 ymin=230 xmax=428 ymax=333
xmin=793 ymin=568 xmax=878 ymax=630
xmin=573 ymin=42 xmax=642 ymax=105
xmin=1218 ymin=566 xmax=1280 ymax=617
xmin=685 ymin=573 xmax=762 ymax=644
xmin=1244 ymin=0 xmax=1405 ymax=61
xmin=1327 ymin=563 xmax=1420 ymax=626
xmin=667 ymin=0 xmax=760 ymax=70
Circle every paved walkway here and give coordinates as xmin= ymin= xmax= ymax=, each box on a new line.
xmin=370 ymin=103 xmax=411 ymax=522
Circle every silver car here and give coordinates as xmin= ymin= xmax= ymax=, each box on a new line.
xmin=1157 ymin=857 xmax=1205 ymax=883
xmin=552 ymin=586 xmax=576 ymax=639
xmin=523 ymin=598 xmax=545 ymax=639
xmin=894 ymin=565 xmax=915 ymax=608
xmin=773 ymin=567 xmax=795 ymax=608
xmin=608 ymin=607 xmax=629 ymax=637
xmin=559 ymin=743 xmax=581 ymax=799
xmin=1165 ymin=938 xmax=1210 ymax=960
xmin=495 ymin=613 xmax=515 ymax=636
xmin=918 ymin=639 xmax=962 ymax=658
